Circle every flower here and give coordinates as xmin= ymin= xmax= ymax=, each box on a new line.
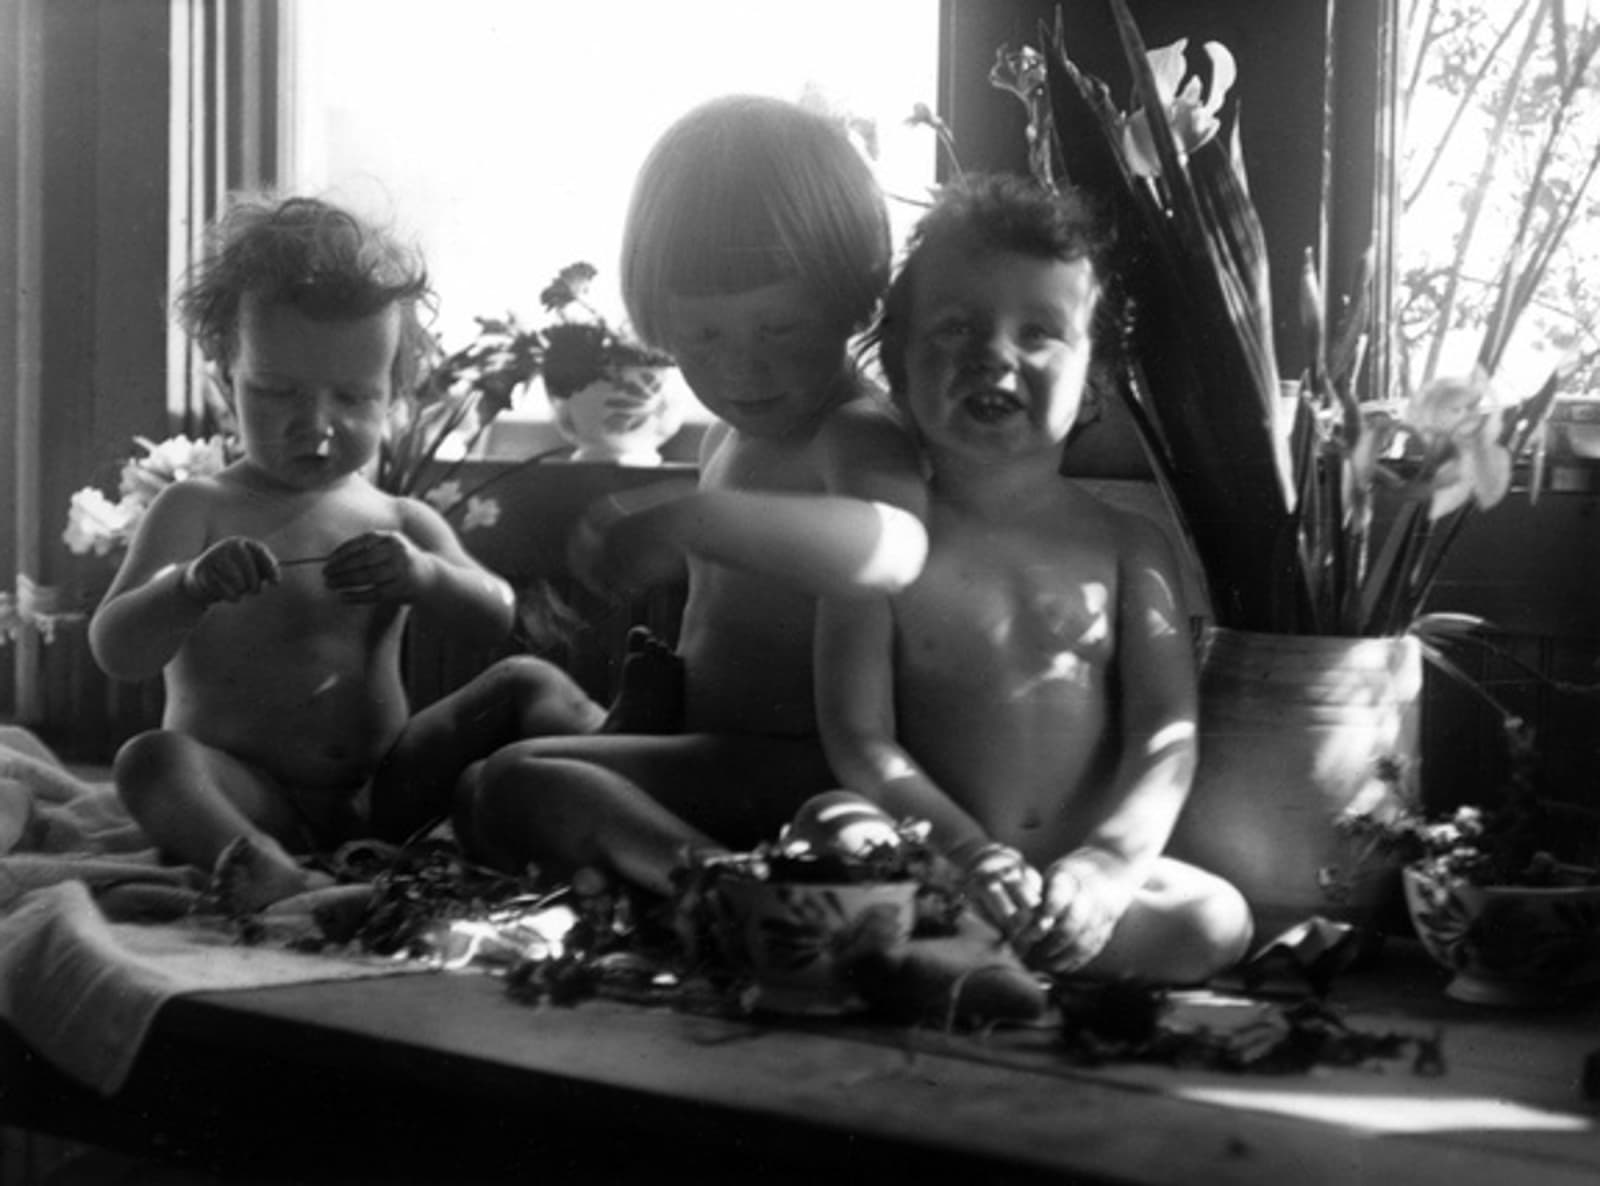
xmin=536 ymin=262 xmax=672 ymax=401
xmin=1338 ymin=717 xmax=1600 ymax=889
xmin=1352 ymin=369 xmax=1513 ymax=522
xmin=1115 ymin=39 xmax=1235 ymax=178
xmin=62 ymin=432 xmax=237 ymax=559
xmin=1007 ymin=0 xmax=1569 ymax=636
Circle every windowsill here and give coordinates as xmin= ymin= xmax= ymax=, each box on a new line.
xmin=474 ymin=415 xmax=707 ymax=466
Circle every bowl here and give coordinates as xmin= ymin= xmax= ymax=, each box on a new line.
xmin=711 ymin=876 xmax=917 ymax=1015
xmin=1402 ymin=865 xmax=1600 ymax=1006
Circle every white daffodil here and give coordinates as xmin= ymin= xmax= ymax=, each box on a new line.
xmin=1119 ymin=39 xmax=1237 ymax=178
xmin=1406 ymin=371 xmax=1512 ymax=519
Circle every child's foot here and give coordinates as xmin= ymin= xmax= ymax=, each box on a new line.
xmin=843 ymin=909 xmax=1048 ymax=1027
xmin=210 ymin=834 xmax=329 ymax=916
xmin=600 ymin=627 xmax=685 ymax=734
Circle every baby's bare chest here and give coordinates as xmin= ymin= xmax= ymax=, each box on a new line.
xmin=897 ymin=532 xmax=1118 ymax=672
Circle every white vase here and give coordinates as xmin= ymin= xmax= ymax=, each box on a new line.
xmin=552 ymin=364 xmax=686 ymax=466
xmin=1167 ymin=627 xmax=1424 ymax=940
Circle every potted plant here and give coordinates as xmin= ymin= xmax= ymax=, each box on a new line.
xmin=986 ymin=0 xmax=1581 ymax=936
xmin=1337 ymin=706 xmax=1600 ymax=1006
xmin=535 ymin=263 xmax=684 ymax=466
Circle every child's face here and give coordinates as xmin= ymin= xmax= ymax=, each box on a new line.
xmin=901 ymin=239 xmax=1098 ymax=463
xmin=660 ymin=280 xmax=849 ymax=439
xmin=227 ymin=294 xmax=400 ymax=491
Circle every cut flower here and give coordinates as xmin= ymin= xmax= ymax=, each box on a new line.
xmin=1118 ymin=39 xmax=1236 ymax=178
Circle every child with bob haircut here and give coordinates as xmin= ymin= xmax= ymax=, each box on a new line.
xmin=92 ymin=194 xmax=606 ymax=910
xmin=817 ymin=173 xmax=1253 ymax=984
xmin=465 ymin=95 xmax=930 ymax=894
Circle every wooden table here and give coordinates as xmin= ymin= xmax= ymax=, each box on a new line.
xmin=5 ymin=944 xmax=1600 ymax=1185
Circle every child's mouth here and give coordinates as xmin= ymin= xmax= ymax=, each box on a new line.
xmin=963 ymin=390 xmax=1023 ymax=424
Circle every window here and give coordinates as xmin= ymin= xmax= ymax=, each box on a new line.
xmin=285 ymin=0 xmax=940 ymax=430
xmin=1396 ymin=0 xmax=1600 ymax=398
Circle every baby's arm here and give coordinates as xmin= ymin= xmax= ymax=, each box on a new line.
xmin=1020 ymin=514 xmax=1199 ymax=973
xmin=90 ymin=481 xmax=277 ymax=680
xmin=323 ymin=497 xmax=514 ymax=649
xmin=816 ymin=593 xmax=1041 ymax=927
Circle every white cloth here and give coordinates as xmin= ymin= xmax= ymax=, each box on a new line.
xmin=0 ymin=727 xmax=422 ymax=1095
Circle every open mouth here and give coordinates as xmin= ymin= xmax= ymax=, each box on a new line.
xmin=962 ymin=389 xmax=1024 ymax=425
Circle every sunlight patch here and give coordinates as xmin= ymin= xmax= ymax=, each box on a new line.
xmin=1177 ymin=1086 xmax=1592 ymax=1134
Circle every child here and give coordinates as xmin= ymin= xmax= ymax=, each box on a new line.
xmin=91 ymin=195 xmax=605 ymax=910
xmin=464 ymin=95 xmax=929 ymax=894
xmin=817 ymin=173 xmax=1253 ymax=984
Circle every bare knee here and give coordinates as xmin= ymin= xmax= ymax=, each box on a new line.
xmin=1107 ymin=867 xmax=1255 ymax=985
xmin=1183 ymin=878 xmax=1255 ymax=979
xmin=465 ymin=746 xmax=578 ymax=872
xmin=485 ymin=657 xmax=604 ymax=736
xmin=113 ymin=730 xmax=188 ymax=814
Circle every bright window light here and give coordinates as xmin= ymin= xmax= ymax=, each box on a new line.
xmin=286 ymin=0 xmax=940 ymax=418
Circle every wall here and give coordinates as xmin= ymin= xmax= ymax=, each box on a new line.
xmin=2 ymin=0 xmax=173 ymax=731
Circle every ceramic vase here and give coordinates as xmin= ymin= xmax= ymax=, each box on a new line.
xmin=1167 ymin=627 xmax=1424 ymax=941
xmin=552 ymin=364 xmax=685 ymax=466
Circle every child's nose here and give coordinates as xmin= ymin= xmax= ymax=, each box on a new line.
xmin=293 ymin=392 xmax=338 ymax=435
xmin=960 ymin=329 xmax=1016 ymax=378
xmin=717 ymin=346 xmax=769 ymax=390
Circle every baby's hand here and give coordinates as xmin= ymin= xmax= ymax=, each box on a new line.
xmin=181 ymin=537 xmax=280 ymax=606
xmin=322 ymin=531 xmax=431 ymax=604
xmin=1014 ymin=850 xmax=1135 ymax=975
xmin=955 ymin=842 xmax=1043 ymax=942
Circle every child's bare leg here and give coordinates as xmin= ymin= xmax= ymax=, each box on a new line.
xmin=1080 ymin=858 xmax=1254 ymax=985
xmin=370 ymin=656 xmax=607 ymax=842
xmin=114 ymin=730 xmax=316 ymax=911
xmin=463 ymin=733 xmax=837 ymax=893
xmin=466 ymin=751 xmax=721 ymax=895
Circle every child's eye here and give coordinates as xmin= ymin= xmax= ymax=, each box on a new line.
xmin=758 ymin=321 xmax=800 ymax=341
xmin=338 ymin=389 xmax=383 ymax=407
xmin=929 ymin=316 xmax=973 ymax=342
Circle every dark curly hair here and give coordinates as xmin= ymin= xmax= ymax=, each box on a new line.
xmin=869 ymin=172 xmax=1110 ymax=397
xmin=173 ymin=193 xmax=435 ymax=397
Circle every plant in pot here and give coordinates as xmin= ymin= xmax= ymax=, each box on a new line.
xmin=537 ymin=262 xmax=684 ymax=466
xmin=991 ymin=0 xmax=1583 ymax=939
xmin=1338 ymin=701 xmax=1600 ymax=1006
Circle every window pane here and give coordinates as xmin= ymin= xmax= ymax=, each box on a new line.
xmin=287 ymin=0 xmax=940 ymax=420
xmin=1397 ymin=0 xmax=1600 ymax=399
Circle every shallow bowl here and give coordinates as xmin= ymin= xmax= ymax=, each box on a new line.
xmin=1402 ymin=865 xmax=1600 ymax=1006
xmin=711 ymin=877 xmax=917 ymax=1015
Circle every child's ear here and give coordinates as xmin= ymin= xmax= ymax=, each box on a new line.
xmin=210 ymin=360 xmax=236 ymax=406
xmin=552 ymin=398 xmax=576 ymax=439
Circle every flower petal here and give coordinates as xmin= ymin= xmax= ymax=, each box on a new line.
xmin=1200 ymin=41 xmax=1237 ymax=114
xmin=1145 ymin=39 xmax=1189 ymax=106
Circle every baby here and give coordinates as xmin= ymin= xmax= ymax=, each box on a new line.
xmin=819 ymin=173 xmax=1254 ymax=983
xmin=91 ymin=194 xmax=600 ymax=910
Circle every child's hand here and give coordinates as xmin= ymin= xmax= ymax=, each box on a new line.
xmin=322 ymin=531 xmax=432 ymax=604
xmin=566 ymin=484 xmax=691 ymax=600
xmin=1014 ymin=851 xmax=1135 ymax=975
xmin=956 ymin=842 xmax=1043 ymax=942
xmin=181 ymin=537 xmax=280 ymax=606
